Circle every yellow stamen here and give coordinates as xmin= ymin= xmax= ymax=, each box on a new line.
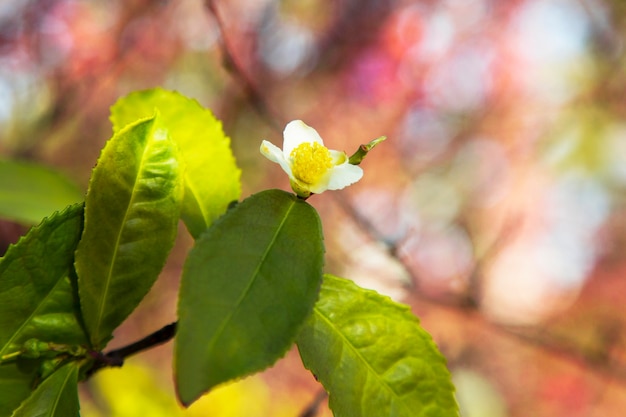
xmin=290 ymin=142 xmax=333 ymax=184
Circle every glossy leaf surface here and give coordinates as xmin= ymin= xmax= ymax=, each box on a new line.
xmin=110 ymin=88 xmax=241 ymax=238
xmin=0 ymin=160 xmax=83 ymax=225
xmin=75 ymin=115 xmax=182 ymax=348
xmin=297 ymin=275 xmax=459 ymax=417
xmin=11 ymin=362 xmax=79 ymax=417
xmin=175 ymin=189 xmax=324 ymax=405
xmin=0 ymin=204 xmax=86 ymax=416
xmin=0 ymin=203 xmax=87 ymax=356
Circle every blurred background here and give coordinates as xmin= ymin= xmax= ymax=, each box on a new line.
xmin=1 ymin=0 xmax=626 ymax=416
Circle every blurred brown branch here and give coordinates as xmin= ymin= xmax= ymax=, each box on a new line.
xmin=204 ymin=0 xmax=282 ymax=131
xmin=201 ymin=1 xmax=626 ymax=409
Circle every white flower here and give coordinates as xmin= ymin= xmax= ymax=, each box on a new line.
xmin=260 ymin=120 xmax=363 ymax=198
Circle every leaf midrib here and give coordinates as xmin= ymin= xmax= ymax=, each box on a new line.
xmin=205 ymin=199 xmax=297 ymax=358
xmin=48 ymin=364 xmax=76 ymax=416
xmin=0 ymin=276 xmax=68 ymax=356
xmin=92 ymin=130 xmax=155 ymax=346
xmin=313 ymin=306 xmax=413 ymax=416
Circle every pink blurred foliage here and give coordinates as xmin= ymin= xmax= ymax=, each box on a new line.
xmin=2 ymin=0 xmax=626 ymax=416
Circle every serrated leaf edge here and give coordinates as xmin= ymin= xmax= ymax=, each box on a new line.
xmin=0 ymin=203 xmax=84 ymax=356
xmin=0 ymin=203 xmax=83 ymax=262
xmin=310 ymin=303 xmax=416 ymax=416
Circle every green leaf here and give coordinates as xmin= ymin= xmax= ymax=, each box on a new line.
xmin=0 ymin=160 xmax=83 ymax=225
xmin=175 ymin=189 xmax=324 ymax=405
xmin=75 ymin=114 xmax=183 ymax=348
xmin=110 ymin=88 xmax=241 ymax=238
xmin=0 ymin=362 xmax=38 ymax=417
xmin=11 ymin=362 xmax=79 ymax=417
xmin=0 ymin=203 xmax=85 ymax=416
xmin=0 ymin=203 xmax=87 ymax=358
xmin=297 ymin=275 xmax=459 ymax=417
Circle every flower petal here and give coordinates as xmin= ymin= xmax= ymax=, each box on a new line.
xmin=260 ymin=140 xmax=283 ymax=162
xmin=283 ymin=120 xmax=324 ymax=157
xmin=325 ymin=163 xmax=363 ymax=191
xmin=260 ymin=140 xmax=293 ymax=177
xmin=329 ymin=150 xmax=348 ymax=165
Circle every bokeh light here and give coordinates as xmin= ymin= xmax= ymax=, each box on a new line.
xmin=3 ymin=0 xmax=626 ymax=415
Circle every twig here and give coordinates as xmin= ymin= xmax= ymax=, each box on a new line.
xmin=86 ymin=322 xmax=177 ymax=377
xmin=203 ymin=0 xmax=282 ymax=131
xmin=334 ymin=194 xmax=626 ymax=386
xmin=203 ymin=0 xmax=626 ymax=398
xmin=298 ymin=389 xmax=327 ymax=417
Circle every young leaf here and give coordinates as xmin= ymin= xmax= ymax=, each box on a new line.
xmin=110 ymin=88 xmax=241 ymax=238
xmin=0 ymin=203 xmax=88 ymax=360
xmin=297 ymin=275 xmax=459 ymax=417
xmin=75 ymin=114 xmax=183 ymax=348
xmin=10 ymin=361 xmax=79 ymax=417
xmin=175 ymin=189 xmax=324 ymax=406
xmin=0 ymin=159 xmax=83 ymax=225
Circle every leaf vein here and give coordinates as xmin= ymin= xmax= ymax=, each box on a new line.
xmin=93 ymin=136 xmax=156 ymax=346
xmin=50 ymin=364 xmax=76 ymax=413
xmin=313 ymin=306 xmax=413 ymax=416
xmin=206 ymin=199 xmax=297 ymax=356
xmin=0 ymin=277 xmax=67 ymax=356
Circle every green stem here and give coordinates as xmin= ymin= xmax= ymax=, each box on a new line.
xmin=348 ymin=136 xmax=387 ymax=165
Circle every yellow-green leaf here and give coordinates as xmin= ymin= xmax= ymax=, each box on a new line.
xmin=297 ymin=275 xmax=459 ymax=417
xmin=110 ymin=88 xmax=241 ymax=238
xmin=75 ymin=114 xmax=183 ymax=348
